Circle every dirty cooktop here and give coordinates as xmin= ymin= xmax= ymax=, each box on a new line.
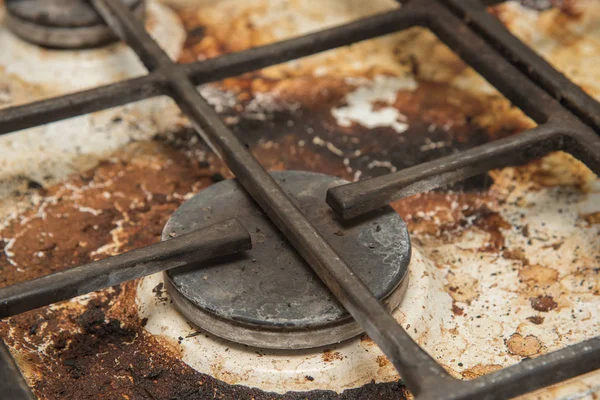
xmin=0 ymin=0 xmax=599 ymax=399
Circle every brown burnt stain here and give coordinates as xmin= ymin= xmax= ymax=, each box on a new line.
xmin=445 ymin=272 xmax=480 ymax=305
xmin=493 ymin=152 xmax=598 ymax=194
xmin=506 ymin=333 xmax=543 ymax=357
xmin=393 ymin=192 xmax=509 ymax=253
xmin=518 ymin=264 xmax=559 ymax=288
xmin=581 ymin=212 xmax=600 ymax=225
xmin=174 ymin=4 xmax=534 ymax=194
xmin=359 ymin=333 xmax=374 ymax=346
xmin=503 ymin=247 xmax=530 ymax=265
xmin=207 ymin=75 xmax=532 ymax=191
xmin=376 ymin=355 xmax=390 ymax=368
xmin=529 ymin=295 xmax=558 ymax=312
xmin=321 ymin=350 xmax=344 ymax=363
xmin=0 ymin=1 xmax=596 ymax=398
xmin=451 ymin=303 xmax=464 ymax=316
xmin=460 ymin=364 xmax=503 ymax=380
xmin=556 ymin=0 xmax=585 ymax=17
xmin=527 ymin=315 xmax=545 ymax=325
xmin=464 ymin=205 xmax=511 ymax=252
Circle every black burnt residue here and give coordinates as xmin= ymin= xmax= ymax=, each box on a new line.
xmin=219 ymin=78 xmax=529 ymax=193
xmin=152 ymin=282 xmax=169 ymax=304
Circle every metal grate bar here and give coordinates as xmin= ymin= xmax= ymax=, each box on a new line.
xmin=416 ymin=0 xmax=569 ymax=124
xmin=0 ymin=339 xmax=33 ymax=400
xmin=327 ymin=124 xmax=567 ymax=219
xmin=0 ymin=74 xmax=164 ymax=135
xmin=441 ymin=0 xmax=600 ymax=134
xmin=0 ymin=219 xmax=251 ymax=319
xmin=182 ymin=7 xmax=426 ymax=85
xmin=328 ymin=128 xmax=600 ymax=219
xmin=460 ymin=336 xmax=600 ymax=399
xmin=0 ymin=7 xmax=424 ymax=136
xmin=91 ymin=0 xmax=454 ymax=397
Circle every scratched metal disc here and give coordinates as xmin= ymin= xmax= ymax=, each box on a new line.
xmin=163 ymin=171 xmax=411 ymax=349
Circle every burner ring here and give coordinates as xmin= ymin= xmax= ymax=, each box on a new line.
xmin=4 ymin=0 xmax=145 ymax=48
xmin=163 ymin=171 xmax=411 ymax=349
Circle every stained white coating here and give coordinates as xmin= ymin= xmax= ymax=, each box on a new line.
xmin=0 ymin=0 xmax=598 ymax=398
xmin=0 ymin=1 xmax=186 ymax=199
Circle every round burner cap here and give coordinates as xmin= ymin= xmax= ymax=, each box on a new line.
xmin=5 ymin=0 xmax=144 ymax=48
xmin=163 ymin=171 xmax=411 ymax=349
xmin=5 ymin=0 xmax=141 ymax=27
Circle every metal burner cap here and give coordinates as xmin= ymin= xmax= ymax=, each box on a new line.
xmin=4 ymin=0 xmax=144 ymax=48
xmin=162 ymin=171 xmax=411 ymax=349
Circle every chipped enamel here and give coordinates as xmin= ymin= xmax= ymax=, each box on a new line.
xmin=331 ymin=76 xmax=417 ymax=133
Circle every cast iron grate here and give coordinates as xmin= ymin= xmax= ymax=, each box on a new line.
xmin=1 ymin=1 xmax=600 ymax=399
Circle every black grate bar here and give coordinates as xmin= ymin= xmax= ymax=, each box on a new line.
xmin=0 ymin=340 xmax=33 ymax=400
xmin=0 ymin=73 xmax=164 ymax=135
xmin=0 ymin=219 xmax=251 ymax=319
xmin=415 ymin=0 xmax=570 ymax=125
xmin=447 ymin=336 xmax=600 ymax=400
xmin=182 ymin=7 xmax=426 ymax=85
xmin=327 ymin=124 xmax=567 ymax=219
xmin=477 ymin=0 xmax=505 ymax=5
xmin=441 ymin=0 xmax=600 ymax=134
xmin=92 ymin=0 xmax=456 ymax=396
xmin=328 ymin=124 xmax=600 ymax=219
xmin=0 ymin=7 xmax=425 ymax=136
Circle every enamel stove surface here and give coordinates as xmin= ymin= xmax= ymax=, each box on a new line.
xmin=162 ymin=170 xmax=410 ymax=349
xmin=0 ymin=1 xmax=185 ymax=198
xmin=1 ymin=0 xmax=600 ymax=399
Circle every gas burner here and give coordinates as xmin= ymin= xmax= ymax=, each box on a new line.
xmin=162 ymin=171 xmax=411 ymax=349
xmin=4 ymin=0 xmax=145 ymax=48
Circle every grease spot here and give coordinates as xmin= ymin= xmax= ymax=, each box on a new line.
xmin=506 ymin=333 xmax=542 ymax=357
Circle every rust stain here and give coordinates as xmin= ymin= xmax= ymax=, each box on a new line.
xmin=376 ymin=355 xmax=390 ymax=368
xmin=503 ymin=247 xmax=530 ymax=265
xmin=581 ymin=212 xmax=600 ymax=225
xmin=321 ymin=350 xmax=344 ymax=363
xmin=529 ymin=295 xmax=558 ymax=312
xmin=445 ymin=272 xmax=480 ymax=305
xmin=461 ymin=364 xmax=502 ymax=380
xmin=506 ymin=333 xmax=543 ymax=358
xmin=451 ymin=303 xmax=464 ymax=316
xmin=526 ymin=315 xmax=545 ymax=325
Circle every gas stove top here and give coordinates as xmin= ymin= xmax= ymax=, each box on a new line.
xmin=0 ymin=0 xmax=599 ymax=399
